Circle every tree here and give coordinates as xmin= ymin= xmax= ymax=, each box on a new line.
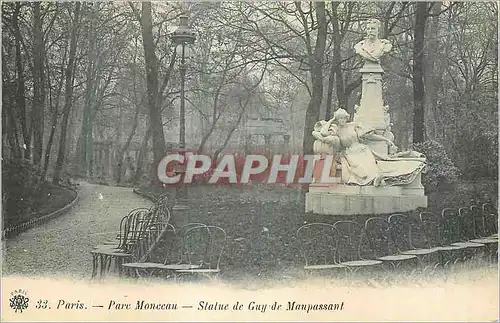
xmin=139 ymin=2 xmax=166 ymax=166
xmin=31 ymin=2 xmax=45 ymax=166
xmin=53 ymin=2 xmax=81 ymax=184
xmin=12 ymin=3 xmax=31 ymax=160
xmin=301 ymin=2 xmax=328 ymax=155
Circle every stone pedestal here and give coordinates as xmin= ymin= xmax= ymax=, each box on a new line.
xmin=305 ymin=183 xmax=427 ymax=216
xmin=354 ymin=65 xmax=386 ymax=133
xmin=354 ymin=62 xmax=390 ymax=157
xmin=304 ymin=23 xmax=428 ymax=217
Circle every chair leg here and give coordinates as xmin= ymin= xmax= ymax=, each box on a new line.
xmin=99 ymin=254 xmax=106 ymax=277
xmin=91 ymin=254 xmax=98 ymax=279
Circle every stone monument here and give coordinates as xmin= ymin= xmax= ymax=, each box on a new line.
xmin=305 ymin=18 xmax=428 ymax=216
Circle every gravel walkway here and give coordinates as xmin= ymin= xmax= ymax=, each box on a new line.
xmin=1 ymin=182 xmax=152 ymax=278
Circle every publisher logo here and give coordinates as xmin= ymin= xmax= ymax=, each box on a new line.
xmin=9 ymin=289 xmax=29 ymax=313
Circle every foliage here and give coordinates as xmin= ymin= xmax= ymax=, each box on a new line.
xmin=2 ymin=159 xmax=43 ymax=220
xmin=1 ymin=2 xmax=497 ymax=189
xmin=460 ymin=130 xmax=498 ymax=180
xmin=412 ymin=140 xmax=460 ymax=191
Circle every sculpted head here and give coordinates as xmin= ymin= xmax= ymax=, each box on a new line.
xmin=365 ymin=18 xmax=381 ymax=40
xmin=333 ymin=108 xmax=350 ymax=126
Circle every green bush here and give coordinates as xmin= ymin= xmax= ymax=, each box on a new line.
xmin=466 ymin=131 xmax=498 ymax=180
xmin=2 ymin=159 xmax=43 ymax=226
xmin=412 ymin=140 xmax=460 ymax=191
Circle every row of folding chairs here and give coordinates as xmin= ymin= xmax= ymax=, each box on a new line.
xmin=296 ymin=203 xmax=498 ymax=277
xmin=91 ymin=195 xmax=173 ymax=278
xmin=122 ymin=223 xmax=227 ymax=281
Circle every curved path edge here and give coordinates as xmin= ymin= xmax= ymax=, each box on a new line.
xmin=2 ymin=185 xmax=80 ymax=240
xmin=132 ymin=188 xmax=158 ymax=202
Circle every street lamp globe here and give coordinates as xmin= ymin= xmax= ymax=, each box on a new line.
xmin=171 ymin=15 xmax=196 ymax=47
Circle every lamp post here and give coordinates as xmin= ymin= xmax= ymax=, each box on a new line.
xmin=171 ymin=15 xmax=196 ymax=203
xmin=171 ymin=15 xmax=196 ymax=150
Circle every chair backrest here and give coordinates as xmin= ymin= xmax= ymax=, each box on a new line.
xmin=183 ymin=225 xmax=226 ymax=270
xmin=149 ymin=200 xmax=172 ymax=225
xmin=387 ymin=214 xmax=417 ymax=252
xmin=470 ymin=205 xmax=486 ymax=238
xmin=441 ymin=208 xmax=462 ymax=244
xmin=128 ymin=209 xmax=154 ymax=256
xmin=333 ymin=220 xmax=365 ymax=263
xmin=296 ymin=223 xmax=338 ymax=267
xmin=482 ymin=203 xmax=498 ymax=235
xmin=419 ymin=211 xmax=442 ymax=248
xmin=156 ymin=194 xmax=172 ymax=223
xmin=364 ymin=217 xmax=398 ymax=258
xmin=458 ymin=207 xmax=476 ymax=241
xmin=116 ymin=214 xmax=130 ymax=249
xmin=160 ymin=223 xmax=207 ymax=265
xmin=116 ymin=208 xmax=145 ymax=250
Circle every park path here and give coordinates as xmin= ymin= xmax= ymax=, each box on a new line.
xmin=1 ymin=182 xmax=152 ymax=278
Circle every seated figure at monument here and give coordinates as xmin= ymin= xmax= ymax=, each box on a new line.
xmin=311 ymin=119 xmax=339 ymax=181
xmin=318 ymin=108 xmax=426 ymax=187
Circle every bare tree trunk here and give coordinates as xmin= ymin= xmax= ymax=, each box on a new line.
xmin=133 ymin=127 xmax=152 ymax=184
xmin=116 ymin=105 xmax=140 ymax=183
xmin=424 ymin=2 xmax=442 ymax=141
xmin=140 ymin=2 xmax=166 ymax=166
xmin=302 ymin=2 xmax=327 ymax=155
xmin=327 ymin=1 xmax=346 ymax=117
xmin=412 ymin=2 xmax=428 ymax=144
xmin=32 ymin=2 xmax=45 ymax=166
xmin=53 ymin=2 xmax=81 ymax=184
xmin=13 ymin=3 xmax=31 ymax=160
xmin=2 ymin=51 xmax=21 ymax=159
xmin=41 ymin=40 xmax=66 ymax=180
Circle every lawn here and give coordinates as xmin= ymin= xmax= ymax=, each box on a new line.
xmin=137 ymin=179 xmax=498 ymax=281
xmin=2 ymin=181 xmax=77 ymax=230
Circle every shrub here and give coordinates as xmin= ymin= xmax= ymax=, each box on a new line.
xmin=466 ymin=131 xmax=498 ymax=180
xmin=2 ymin=159 xmax=43 ymax=225
xmin=412 ymin=140 xmax=460 ymax=191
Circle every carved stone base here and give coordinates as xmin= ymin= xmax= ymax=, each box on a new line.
xmin=305 ymin=183 xmax=427 ymax=215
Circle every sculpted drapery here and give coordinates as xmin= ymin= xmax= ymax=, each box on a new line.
xmin=312 ymin=109 xmax=426 ymax=187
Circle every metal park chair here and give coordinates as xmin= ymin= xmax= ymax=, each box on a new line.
xmin=122 ymin=223 xmax=209 ymax=278
xmin=332 ymin=221 xmax=384 ymax=278
xmin=451 ymin=207 xmax=486 ymax=252
xmin=296 ymin=223 xmax=345 ymax=275
xmin=481 ymin=203 xmax=498 ymax=238
xmin=419 ymin=211 xmax=465 ymax=267
xmin=155 ymin=194 xmax=173 ymax=223
xmin=97 ymin=207 xmax=151 ymax=247
xmin=481 ymin=203 xmax=499 ymax=262
xmin=175 ymin=225 xmax=227 ymax=281
xmin=440 ymin=208 xmax=485 ymax=264
xmin=364 ymin=217 xmax=418 ymax=273
xmin=91 ymin=208 xmax=150 ymax=278
xmin=469 ymin=205 xmax=498 ymax=242
xmin=143 ymin=202 xmax=172 ymax=247
xmin=468 ymin=205 xmax=498 ymax=261
xmin=387 ymin=214 xmax=440 ymax=273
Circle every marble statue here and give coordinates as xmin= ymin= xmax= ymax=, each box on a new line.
xmin=305 ymin=16 xmax=427 ymax=215
xmin=311 ymin=119 xmax=340 ymax=182
xmin=354 ymin=18 xmax=392 ymax=64
xmin=312 ymin=119 xmax=339 ymax=154
xmin=314 ymin=109 xmax=426 ymax=187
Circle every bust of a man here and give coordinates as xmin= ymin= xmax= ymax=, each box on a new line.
xmin=354 ymin=18 xmax=392 ymax=63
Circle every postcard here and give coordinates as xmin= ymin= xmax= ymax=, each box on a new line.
xmin=2 ymin=1 xmax=498 ymax=322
